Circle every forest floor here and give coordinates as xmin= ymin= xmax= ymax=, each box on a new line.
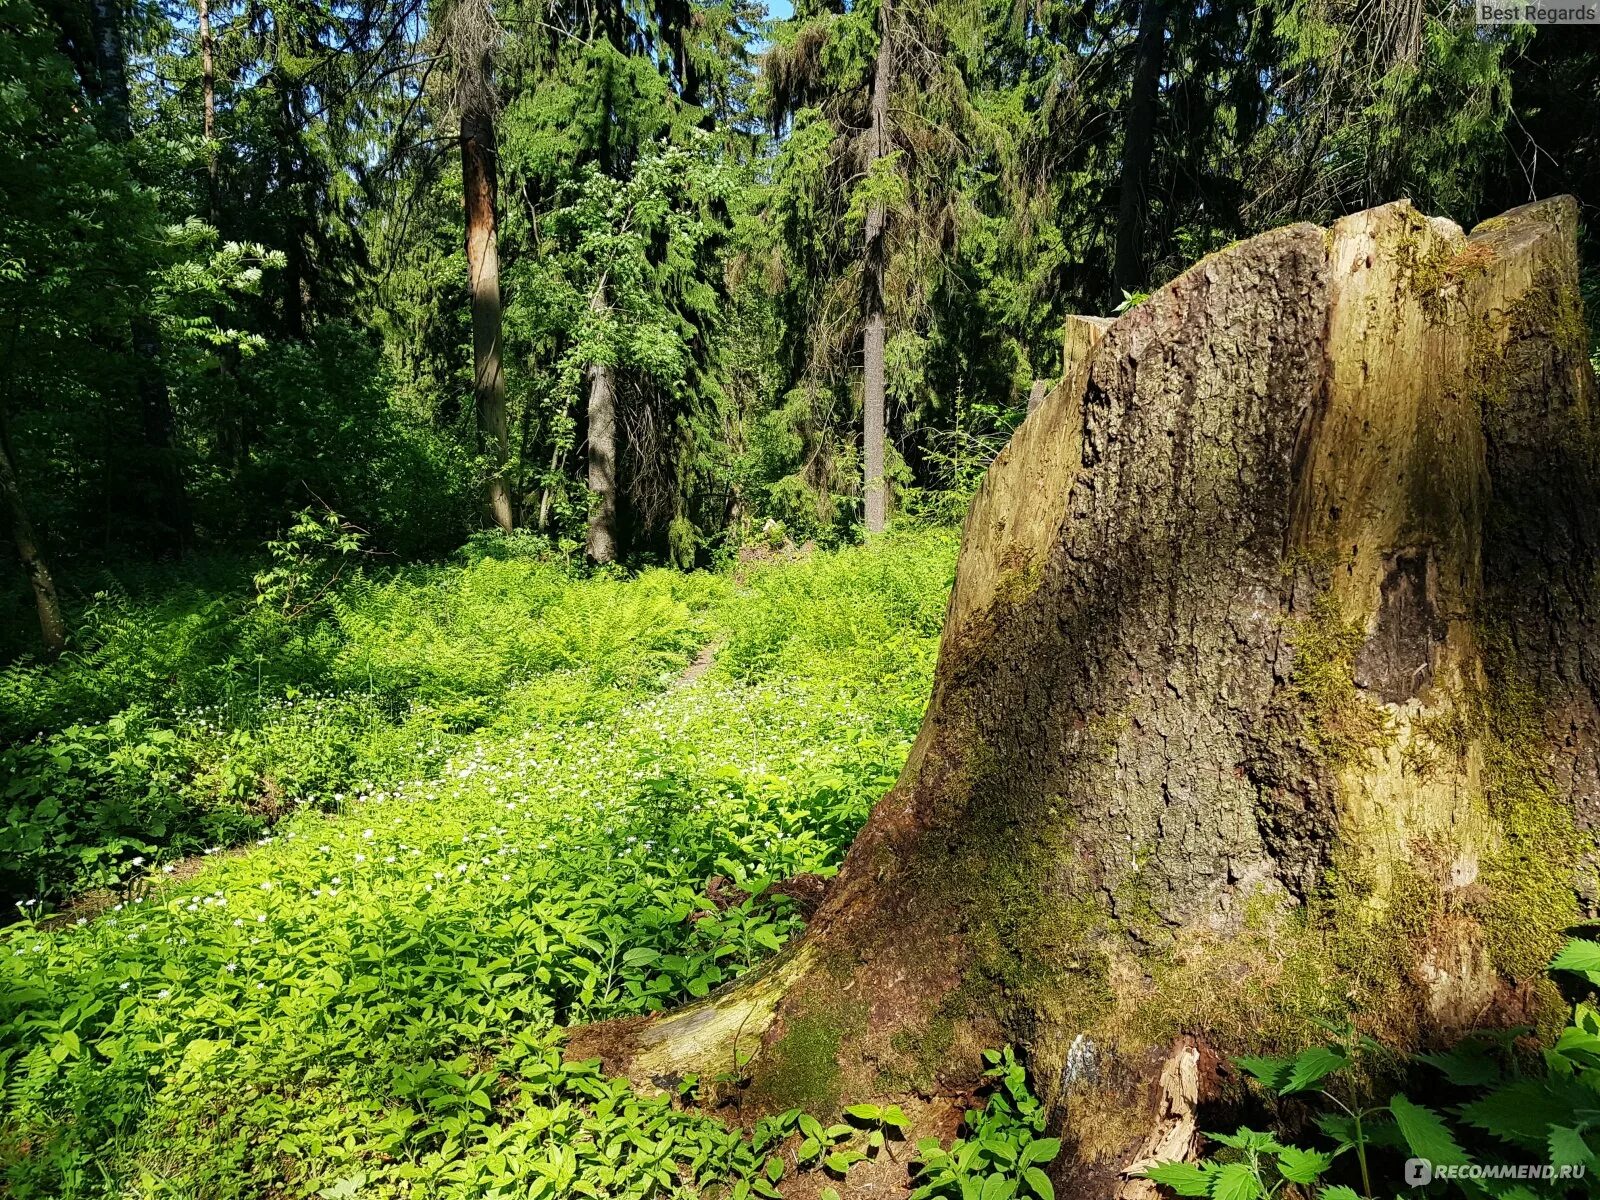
xmin=0 ymin=529 xmax=965 ymax=1199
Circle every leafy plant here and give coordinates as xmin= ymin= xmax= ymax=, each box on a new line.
xmin=1141 ymin=939 xmax=1600 ymax=1199
xmin=909 ymin=1047 xmax=1062 ymax=1200
xmin=0 ymin=531 xmax=957 ymax=1198
xmin=253 ymin=505 xmax=372 ymax=618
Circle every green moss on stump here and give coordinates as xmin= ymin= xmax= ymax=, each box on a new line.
xmin=1475 ymin=659 xmax=1584 ymax=979
xmin=1288 ymin=589 xmax=1393 ymax=768
xmin=753 ymin=993 xmax=865 ymax=1116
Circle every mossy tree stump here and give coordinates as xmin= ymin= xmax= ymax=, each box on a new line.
xmin=568 ymin=198 xmax=1600 ymax=1197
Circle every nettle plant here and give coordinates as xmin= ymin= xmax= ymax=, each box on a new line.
xmin=908 ymin=1047 xmax=1063 ymax=1200
xmin=1142 ymin=938 xmax=1600 ymax=1199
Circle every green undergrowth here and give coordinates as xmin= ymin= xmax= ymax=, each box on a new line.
xmin=0 ymin=527 xmax=957 ymax=1199
xmin=0 ymin=527 xmax=955 ymax=907
xmin=1142 ymin=939 xmax=1600 ymax=1199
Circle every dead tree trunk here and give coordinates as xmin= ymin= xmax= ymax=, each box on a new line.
xmin=570 ymin=197 xmax=1600 ymax=1194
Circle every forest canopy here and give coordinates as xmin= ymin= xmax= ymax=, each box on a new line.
xmin=1 ymin=0 xmax=1597 ymax=631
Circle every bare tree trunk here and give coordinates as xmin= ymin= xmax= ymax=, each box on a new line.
xmin=1112 ymin=0 xmax=1166 ymax=301
xmin=199 ymin=0 xmax=215 ymax=185
xmin=861 ymin=0 xmax=893 ymax=536
xmin=461 ymin=105 xmax=513 ymax=533
xmin=86 ymin=0 xmax=192 ymax=556
xmin=0 ymin=402 xmax=66 ymax=654
xmin=570 ymin=198 xmax=1600 ymax=1197
xmin=277 ymin=80 xmax=308 ymax=339
xmin=537 ymin=444 xmax=563 ymax=531
xmin=585 ymin=283 xmax=618 ymax=563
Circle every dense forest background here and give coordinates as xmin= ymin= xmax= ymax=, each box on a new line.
xmin=1 ymin=0 xmax=1598 ymax=645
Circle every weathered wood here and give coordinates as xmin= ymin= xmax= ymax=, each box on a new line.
xmin=568 ymin=198 xmax=1600 ymax=1197
xmin=1029 ymin=316 xmax=1111 ymax=415
xmin=1060 ymin=314 xmax=1112 ymax=386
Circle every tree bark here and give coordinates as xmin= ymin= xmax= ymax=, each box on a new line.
xmin=277 ymin=78 xmax=308 ymax=339
xmin=86 ymin=0 xmax=192 ymax=556
xmin=461 ymin=105 xmax=513 ymax=533
xmin=569 ymin=198 xmax=1600 ymax=1196
xmin=1112 ymin=0 xmax=1166 ymax=301
xmin=861 ymin=0 xmax=893 ymax=536
xmin=0 ymin=401 xmax=66 ymax=654
xmin=585 ymin=282 xmax=618 ymax=563
xmin=199 ymin=0 xmax=215 ymax=179
xmin=198 ymin=0 xmax=220 ymax=233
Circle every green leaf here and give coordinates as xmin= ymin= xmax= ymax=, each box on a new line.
xmin=1282 ymin=1046 xmax=1348 ymax=1093
xmin=1211 ymin=1163 xmax=1262 ymax=1200
xmin=1021 ymin=1167 xmax=1054 ymax=1200
xmin=1416 ymin=1044 xmax=1502 ymax=1087
xmin=1317 ymin=1188 xmax=1362 ymax=1200
xmin=1020 ymin=1138 xmax=1060 ymax=1167
xmin=1548 ymin=1125 xmax=1596 ymax=1170
xmin=1550 ymin=937 xmax=1600 ymax=982
xmin=1390 ymin=1094 xmax=1470 ymax=1167
xmin=1208 ymin=1128 xmax=1282 ymax=1153
xmin=319 ymin=1173 xmax=369 ymax=1200
xmin=978 ymin=1174 xmax=1015 ymax=1200
xmin=1233 ymin=1055 xmax=1293 ymax=1089
xmin=1139 ymin=1162 xmax=1213 ymax=1197
xmin=1553 ymin=1024 xmax=1600 ymax=1066
xmin=824 ymin=1150 xmax=866 ymax=1175
xmin=1275 ymin=1145 xmax=1334 ymax=1185
xmin=846 ymin=1103 xmax=883 ymax=1122
xmin=1459 ymin=1079 xmax=1594 ymax=1147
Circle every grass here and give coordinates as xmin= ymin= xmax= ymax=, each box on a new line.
xmin=0 ymin=527 xmax=958 ymax=1199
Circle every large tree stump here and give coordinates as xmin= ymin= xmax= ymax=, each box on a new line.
xmin=569 ymin=198 xmax=1600 ymax=1196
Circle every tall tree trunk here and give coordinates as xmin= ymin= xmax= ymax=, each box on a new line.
xmin=860 ymin=0 xmax=892 ymax=536
xmin=277 ymin=79 xmax=308 ymax=340
xmin=86 ymin=0 xmax=192 ymax=555
xmin=0 ymin=401 xmax=66 ymax=654
xmin=585 ymin=282 xmax=618 ymax=563
xmin=1112 ymin=0 xmax=1166 ymax=301
xmin=199 ymin=0 xmax=215 ymax=190
xmin=571 ymin=198 xmax=1600 ymax=1196
xmin=461 ymin=105 xmax=513 ymax=533
xmin=537 ymin=445 xmax=563 ymax=532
